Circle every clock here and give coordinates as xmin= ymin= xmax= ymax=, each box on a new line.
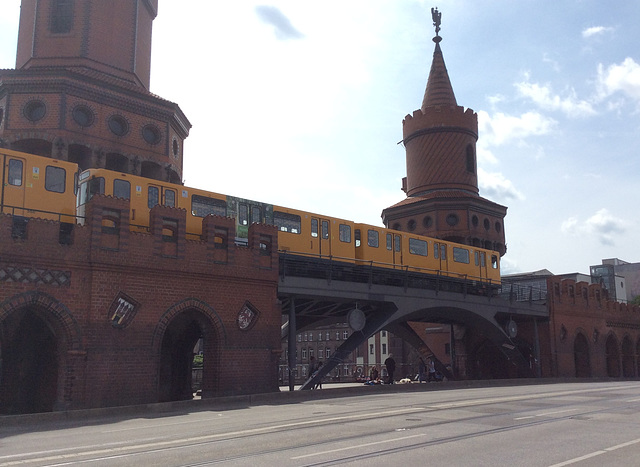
xmin=506 ymin=319 xmax=518 ymax=338
xmin=348 ymin=308 xmax=366 ymax=332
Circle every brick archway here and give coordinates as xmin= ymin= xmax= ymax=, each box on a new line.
xmin=152 ymin=298 xmax=227 ymax=402
xmin=0 ymin=291 xmax=83 ymax=413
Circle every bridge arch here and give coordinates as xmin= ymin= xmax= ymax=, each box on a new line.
xmin=0 ymin=291 xmax=83 ymax=414
xmin=152 ymin=298 xmax=227 ymax=402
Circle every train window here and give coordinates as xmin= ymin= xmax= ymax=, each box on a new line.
xmin=434 ymin=243 xmax=439 ymax=259
xmin=409 ymin=238 xmax=428 ymax=256
xmin=491 ymin=255 xmax=499 ymax=269
xmin=311 ymin=219 xmax=319 ymax=238
xmin=322 ymin=220 xmax=329 ymax=239
xmin=165 ymin=189 xmax=176 ymax=207
xmin=441 ymin=244 xmax=446 ymax=260
xmin=474 ymin=251 xmax=479 ymax=266
xmin=8 ymin=159 xmax=23 ymax=186
xmin=239 ymin=203 xmax=248 ymax=226
xmin=251 ymin=206 xmax=261 ymax=224
xmin=394 ymin=235 xmax=401 ymax=252
xmin=192 ymin=194 xmax=226 ymax=217
xmin=453 ymin=247 xmax=470 ymax=264
xmin=367 ymin=230 xmax=379 ymax=248
xmin=148 ymin=186 xmax=159 ymax=208
xmin=113 ymin=179 xmax=130 ymax=199
xmin=354 ymin=229 xmax=361 ymax=247
xmin=386 ymin=234 xmax=392 ymax=250
xmin=339 ymin=224 xmax=351 ymax=243
xmin=274 ymin=211 xmax=301 ymax=233
xmin=45 ymin=166 xmax=66 ymax=193
xmin=481 ymin=252 xmax=486 ymax=267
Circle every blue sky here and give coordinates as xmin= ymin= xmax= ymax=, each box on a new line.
xmin=1 ymin=1 xmax=639 ymax=276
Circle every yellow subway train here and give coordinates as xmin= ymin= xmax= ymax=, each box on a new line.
xmin=2 ymin=148 xmax=500 ymax=285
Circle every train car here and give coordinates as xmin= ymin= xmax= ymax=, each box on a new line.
xmin=272 ymin=205 xmax=355 ymax=261
xmin=1 ymin=148 xmax=78 ymax=223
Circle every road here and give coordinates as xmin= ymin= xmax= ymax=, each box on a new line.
xmin=1 ymin=381 xmax=640 ymax=466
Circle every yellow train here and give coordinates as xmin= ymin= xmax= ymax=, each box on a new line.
xmin=1 ymin=148 xmax=78 ymax=223
xmin=3 ymin=148 xmax=500 ymax=286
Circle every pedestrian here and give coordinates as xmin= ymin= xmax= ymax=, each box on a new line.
xmin=369 ymin=366 xmax=379 ymax=382
xmin=418 ymin=358 xmax=426 ymax=383
xmin=384 ymin=354 xmax=396 ymax=384
xmin=313 ymin=361 xmax=323 ymax=389
xmin=427 ymin=358 xmax=437 ymax=382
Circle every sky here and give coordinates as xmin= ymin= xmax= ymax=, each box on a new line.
xmin=1 ymin=1 xmax=639 ymax=276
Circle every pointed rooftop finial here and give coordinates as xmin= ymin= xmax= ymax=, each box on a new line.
xmin=431 ymin=7 xmax=442 ymax=43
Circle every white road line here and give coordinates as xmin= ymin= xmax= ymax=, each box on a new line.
xmin=547 ymin=437 xmax=640 ymax=466
xmin=290 ymin=433 xmax=427 ymax=460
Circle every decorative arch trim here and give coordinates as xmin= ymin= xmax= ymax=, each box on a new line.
xmin=0 ymin=290 xmax=83 ymax=351
xmin=151 ymin=297 xmax=227 ymax=351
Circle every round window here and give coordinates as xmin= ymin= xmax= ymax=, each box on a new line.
xmin=446 ymin=214 xmax=459 ymax=226
xmin=495 ymin=221 xmax=502 ymax=233
xmin=24 ymin=100 xmax=46 ymax=122
xmin=142 ymin=124 xmax=161 ymax=145
xmin=471 ymin=215 xmax=479 ymax=227
xmin=108 ymin=115 xmax=129 ymax=136
xmin=407 ymin=219 xmax=417 ymax=231
xmin=172 ymin=138 xmax=179 ymax=157
xmin=483 ymin=218 xmax=490 ymax=230
xmin=72 ymin=105 xmax=94 ymax=128
xmin=423 ymin=216 xmax=433 ymax=228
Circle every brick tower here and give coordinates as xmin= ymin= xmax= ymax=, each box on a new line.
xmin=381 ymin=11 xmax=507 ymax=256
xmin=0 ymin=0 xmax=190 ymax=183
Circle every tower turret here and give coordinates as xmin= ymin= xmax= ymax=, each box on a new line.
xmin=0 ymin=0 xmax=190 ymax=183
xmin=382 ymin=8 xmax=507 ymax=256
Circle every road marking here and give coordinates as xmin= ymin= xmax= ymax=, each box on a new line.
xmin=548 ymin=437 xmax=640 ymax=466
xmin=290 ymin=433 xmax=427 ymax=460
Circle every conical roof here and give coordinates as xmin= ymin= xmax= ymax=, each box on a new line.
xmin=421 ymin=38 xmax=457 ymax=110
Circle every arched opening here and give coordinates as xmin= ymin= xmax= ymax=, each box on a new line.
xmin=11 ymin=138 xmax=52 ymax=157
xmin=140 ymin=161 xmax=163 ymax=181
xmin=105 ymin=153 xmax=129 ymax=173
xmin=469 ymin=339 xmax=510 ymax=379
xmin=605 ymin=334 xmax=620 ymax=377
xmin=68 ymin=144 xmax=93 ymax=171
xmin=167 ymin=168 xmax=181 ymax=185
xmin=158 ymin=309 xmax=213 ymax=402
xmin=573 ymin=332 xmax=591 ymax=377
xmin=0 ymin=310 xmax=59 ymax=414
xmin=621 ymin=336 xmax=635 ymax=377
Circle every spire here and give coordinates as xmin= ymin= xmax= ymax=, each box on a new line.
xmin=421 ymin=8 xmax=457 ymax=110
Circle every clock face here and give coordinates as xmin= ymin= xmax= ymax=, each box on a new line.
xmin=507 ymin=319 xmax=518 ymax=338
xmin=348 ymin=308 xmax=366 ymax=332
xmin=237 ymin=305 xmax=256 ymax=330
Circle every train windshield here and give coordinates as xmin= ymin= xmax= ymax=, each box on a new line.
xmin=77 ymin=177 xmax=105 ymax=206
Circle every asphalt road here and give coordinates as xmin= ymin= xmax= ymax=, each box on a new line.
xmin=2 ymin=381 xmax=640 ymax=466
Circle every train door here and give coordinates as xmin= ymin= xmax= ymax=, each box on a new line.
xmin=147 ymin=183 xmax=177 ymax=209
xmin=388 ymin=233 xmax=402 ymax=268
xmin=474 ymin=250 xmax=487 ymax=281
xmin=311 ymin=217 xmax=330 ymax=257
xmin=1 ymin=153 xmax=27 ymax=215
xmin=434 ymin=242 xmax=448 ymax=275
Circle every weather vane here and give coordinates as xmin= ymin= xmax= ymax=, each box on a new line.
xmin=431 ymin=7 xmax=441 ymax=37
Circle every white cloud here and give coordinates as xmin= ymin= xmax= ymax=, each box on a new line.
xmin=515 ymin=81 xmax=597 ymax=118
xmin=478 ymin=110 xmax=556 ymax=147
xmin=478 ymin=168 xmax=524 ymax=203
xmin=582 ymin=26 xmax=614 ymax=39
xmin=561 ymin=208 xmax=627 ymax=246
xmin=597 ymin=57 xmax=640 ymax=102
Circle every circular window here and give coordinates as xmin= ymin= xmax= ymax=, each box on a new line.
xmin=72 ymin=105 xmax=94 ymax=128
xmin=446 ymin=213 xmax=459 ymax=226
xmin=108 ymin=115 xmax=129 ymax=136
xmin=24 ymin=100 xmax=46 ymax=122
xmin=471 ymin=215 xmax=479 ymax=227
xmin=172 ymin=138 xmax=179 ymax=157
xmin=142 ymin=124 xmax=161 ymax=145
xmin=483 ymin=218 xmax=490 ymax=230
xmin=407 ymin=219 xmax=417 ymax=231
xmin=423 ymin=216 xmax=433 ymax=228
xmin=495 ymin=221 xmax=502 ymax=233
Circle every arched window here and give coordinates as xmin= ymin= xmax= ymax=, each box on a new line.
xmin=466 ymin=144 xmax=475 ymax=173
